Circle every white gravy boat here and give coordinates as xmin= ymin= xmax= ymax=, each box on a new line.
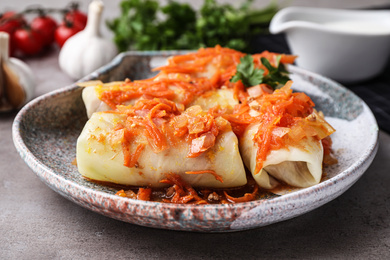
xmin=270 ymin=7 xmax=390 ymax=82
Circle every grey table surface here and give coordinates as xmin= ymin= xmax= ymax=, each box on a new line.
xmin=1 ymin=47 xmax=390 ymax=260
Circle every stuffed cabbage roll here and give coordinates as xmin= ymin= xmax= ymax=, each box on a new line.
xmin=240 ymin=123 xmax=324 ymax=189
xmin=81 ymin=80 xmax=238 ymax=118
xmin=81 ymin=79 xmax=187 ymax=118
xmin=238 ymin=82 xmax=335 ymax=190
xmin=76 ymin=99 xmax=247 ymax=188
xmin=82 ymin=85 xmax=112 ymax=118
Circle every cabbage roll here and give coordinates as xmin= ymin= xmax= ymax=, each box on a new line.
xmin=240 ymin=122 xmax=324 ymax=189
xmin=82 ymin=85 xmax=112 ymax=118
xmin=82 ymin=81 xmax=237 ymax=118
xmin=77 ymin=104 xmax=247 ymax=188
xmin=238 ymin=81 xmax=335 ymax=190
xmin=81 ymin=80 xmax=186 ymax=118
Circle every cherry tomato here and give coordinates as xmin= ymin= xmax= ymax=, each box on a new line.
xmin=0 ymin=11 xmax=24 ymax=32
xmin=65 ymin=3 xmax=87 ymax=30
xmin=0 ymin=11 xmax=25 ymax=56
xmin=14 ymin=27 xmax=44 ymax=56
xmin=54 ymin=21 xmax=82 ymax=48
xmin=31 ymin=15 xmax=57 ymax=46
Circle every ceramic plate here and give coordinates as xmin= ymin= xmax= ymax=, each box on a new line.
xmin=12 ymin=52 xmax=378 ymax=232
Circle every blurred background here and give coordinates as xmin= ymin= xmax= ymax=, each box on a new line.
xmin=2 ymin=0 xmax=390 ymax=38
xmin=3 ymin=0 xmax=390 ymax=10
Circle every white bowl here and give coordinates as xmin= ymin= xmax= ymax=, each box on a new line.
xmin=270 ymin=7 xmax=390 ymax=83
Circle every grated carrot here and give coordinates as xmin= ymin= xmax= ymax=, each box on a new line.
xmin=223 ymin=185 xmax=259 ymax=203
xmin=137 ymin=188 xmax=152 ymax=201
xmin=160 ymin=173 xmax=203 ymax=204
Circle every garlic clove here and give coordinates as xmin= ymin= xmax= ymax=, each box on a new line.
xmin=0 ymin=59 xmax=4 ymax=110
xmin=0 ymin=32 xmax=35 ymax=111
xmin=2 ymin=61 xmax=26 ymax=108
xmin=59 ymin=0 xmax=118 ymax=80
xmin=6 ymin=58 xmax=35 ymax=104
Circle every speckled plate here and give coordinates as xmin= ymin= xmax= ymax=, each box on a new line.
xmin=12 ymin=52 xmax=378 ymax=232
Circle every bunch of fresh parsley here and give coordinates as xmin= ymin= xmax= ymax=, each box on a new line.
xmin=107 ymin=0 xmax=278 ymax=52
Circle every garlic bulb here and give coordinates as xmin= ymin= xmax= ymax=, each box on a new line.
xmin=59 ymin=0 xmax=118 ymax=79
xmin=0 ymin=32 xmax=35 ymax=111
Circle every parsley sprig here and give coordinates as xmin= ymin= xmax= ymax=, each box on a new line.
xmin=230 ymin=55 xmax=264 ymax=87
xmin=260 ymin=57 xmax=290 ymax=89
xmin=230 ymin=55 xmax=291 ymax=90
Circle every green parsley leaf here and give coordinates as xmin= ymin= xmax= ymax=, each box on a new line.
xmin=230 ymin=55 xmax=264 ymax=87
xmin=261 ymin=57 xmax=290 ymax=89
xmin=230 ymin=55 xmax=291 ymax=89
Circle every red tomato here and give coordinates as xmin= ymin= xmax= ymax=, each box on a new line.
xmin=14 ymin=28 xmax=44 ymax=56
xmin=65 ymin=4 xmax=87 ymax=30
xmin=31 ymin=15 xmax=57 ymax=46
xmin=0 ymin=11 xmax=25 ymax=56
xmin=54 ymin=21 xmax=82 ymax=48
xmin=0 ymin=11 xmax=24 ymax=32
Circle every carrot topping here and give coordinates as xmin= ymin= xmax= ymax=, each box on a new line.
xmin=120 ymin=126 xmax=145 ymax=168
xmin=224 ymin=185 xmax=259 ymax=203
xmin=97 ymin=81 xmax=177 ymax=109
xmin=153 ymin=46 xmax=244 ymax=75
xmin=137 ymin=188 xmax=152 ymax=201
xmin=116 ymin=173 xmax=260 ymax=204
xmin=121 ymin=141 xmax=132 ymax=167
xmin=185 ymin=170 xmax=223 ymax=183
xmin=110 ymin=97 xmax=228 ymax=168
xmin=130 ymin=144 xmax=145 ymax=167
xmin=144 ymin=118 xmax=168 ymax=153
xmin=116 ymin=98 xmax=180 ymax=154
xmin=187 ymin=132 xmax=216 ymax=158
xmin=170 ymin=105 xmax=221 ymax=158
xmin=98 ymin=46 xmax=298 ymax=112
xmin=160 ymin=173 xmax=203 ymax=204
xmin=116 ymin=190 xmax=127 ymax=197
